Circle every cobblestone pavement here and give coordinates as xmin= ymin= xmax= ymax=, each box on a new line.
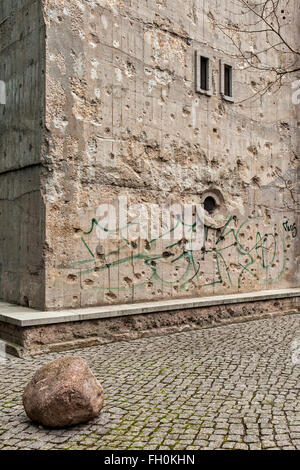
xmin=0 ymin=314 xmax=299 ymax=450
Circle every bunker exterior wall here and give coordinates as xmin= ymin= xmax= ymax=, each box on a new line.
xmin=0 ymin=1 xmax=46 ymax=308
xmin=41 ymin=0 xmax=300 ymax=310
xmin=1 ymin=1 xmax=299 ymax=311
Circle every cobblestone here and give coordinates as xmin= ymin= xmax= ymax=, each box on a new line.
xmin=0 ymin=314 xmax=299 ymax=450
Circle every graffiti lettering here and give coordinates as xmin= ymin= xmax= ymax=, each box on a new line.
xmin=68 ymin=215 xmax=289 ymax=294
xmin=282 ymin=220 xmax=297 ymax=238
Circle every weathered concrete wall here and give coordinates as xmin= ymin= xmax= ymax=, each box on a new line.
xmin=0 ymin=1 xmax=46 ymax=308
xmin=1 ymin=1 xmax=299 ymax=311
xmin=39 ymin=0 xmax=299 ymax=310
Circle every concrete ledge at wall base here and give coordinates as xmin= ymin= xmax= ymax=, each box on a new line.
xmin=0 ymin=288 xmax=299 ymax=357
xmin=1 ymin=288 xmax=300 ymax=327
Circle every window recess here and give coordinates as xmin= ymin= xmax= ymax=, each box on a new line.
xmin=195 ymin=51 xmax=212 ymax=96
xmin=220 ymin=60 xmax=234 ymax=102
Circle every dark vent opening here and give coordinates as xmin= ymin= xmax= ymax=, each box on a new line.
xmin=204 ymin=196 xmax=217 ymax=214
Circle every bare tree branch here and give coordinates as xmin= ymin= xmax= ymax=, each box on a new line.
xmin=209 ymin=0 xmax=299 ymax=100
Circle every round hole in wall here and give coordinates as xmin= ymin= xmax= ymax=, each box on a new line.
xmin=204 ymin=196 xmax=217 ymax=214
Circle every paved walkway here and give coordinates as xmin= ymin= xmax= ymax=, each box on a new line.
xmin=0 ymin=314 xmax=299 ymax=450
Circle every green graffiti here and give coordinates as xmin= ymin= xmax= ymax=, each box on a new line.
xmin=69 ymin=215 xmax=288 ymax=292
xmin=70 ymin=216 xmax=201 ymax=291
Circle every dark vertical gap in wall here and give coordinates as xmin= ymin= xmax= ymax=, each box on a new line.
xmin=224 ymin=64 xmax=232 ymax=97
xmin=201 ymin=56 xmax=209 ymax=91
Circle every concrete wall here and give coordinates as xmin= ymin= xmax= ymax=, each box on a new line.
xmin=40 ymin=0 xmax=299 ymax=310
xmin=0 ymin=0 xmax=46 ymax=308
xmin=45 ymin=0 xmax=299 ymax=308
xmin=1 ymin=0 xmax=299 ymax=310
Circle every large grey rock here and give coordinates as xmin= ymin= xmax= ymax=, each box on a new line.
xmin=23 ymin=356 xmax=104 ymax=428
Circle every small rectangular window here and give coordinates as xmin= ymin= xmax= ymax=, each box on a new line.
xmin=224 ymin=64 xmax=232 ymax=97
xmin=220 ymin=60 xmax=234 ymax=102
xmin=195 ymin=51 xmax=212 ymax=96
xmin=200 ymin=56 xmax=209 ymax=91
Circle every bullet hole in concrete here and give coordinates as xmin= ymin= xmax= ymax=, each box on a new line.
xmin=96 ymin=244 xmax=105 ymax=257
xmin=252 ymin=175 xmax=260 ymax=186
xmin=131 ymin=241 xmax=138 ymax=249
xmin=106 ymin=291 xmax=117 ymax=300
xmin=203 ymin=196 xmax=217 ymax=214
xmin=84 ymin=279 xmax=94 ymax=285
xmin=248 ymin=145 xmax=258 ymax=155
xmin=163 ymin=251 xmax=172 ymax=258
xmin=68 ymin=274 xmax=77 ymax=281
xmin=124 ymin=277 xmax=132 ymax=286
